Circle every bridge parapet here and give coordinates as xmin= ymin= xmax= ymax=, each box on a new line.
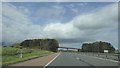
xmin=58 ymin=47 xmax=81 ymax=52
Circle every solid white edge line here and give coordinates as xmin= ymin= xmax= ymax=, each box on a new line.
xmin=44 ymin=53 xmax=60 ymax=67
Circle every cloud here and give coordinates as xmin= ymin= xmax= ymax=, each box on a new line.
xmin=36 ymin=6 xmax=65 ymax=19
xmin=59 ymin=43 xmax=81 ymax=48
xmin=18 ymin=6 xmax=30 ymax=14
xmin=77 ymin=3 xmax=87 ymax=6
xmin=71 ymin=8 xmax=79 ymax=13
xmin=67 ymin=4 xmax=75 ymax=8
xmin=73 ymin=3 xmax=118 ymax=30
xmin=65 ymin=3 xmax=87 ymax=14
xmin=2 ymin=3 xmax=42 ymax=43
xmin=43 ymin=22 xmax=83 ymax=39
xmin=42 ymin=3 xmax=118 ymax=48
xmin=2 ymin=3 xmax=118 ymax=48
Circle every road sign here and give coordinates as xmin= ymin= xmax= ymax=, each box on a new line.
xmin=104 ymin=50 xmax=108 ymax=53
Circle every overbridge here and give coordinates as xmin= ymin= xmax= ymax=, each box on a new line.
xmin=58 ymin=47 xmax=81 ymax=52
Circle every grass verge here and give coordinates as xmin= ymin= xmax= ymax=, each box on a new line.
xmin=2 ymin=47 xmax=54 ymax=65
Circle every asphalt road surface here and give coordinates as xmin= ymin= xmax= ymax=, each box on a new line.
xmin=46 ymin=52 xmax=119 ymax=68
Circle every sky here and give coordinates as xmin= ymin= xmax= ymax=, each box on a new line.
xmin=2 ymin=2 xmax=118 ymax=49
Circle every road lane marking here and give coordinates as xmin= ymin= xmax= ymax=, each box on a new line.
xmin=86 ymin=55 xmax=119 ymax=63
xmin=44 ymin=53 xmax=60 ymax=67
xmin=91 ymin=56 xmax=119 ymax=63
xmin=81 ymin=54 xmax=118 ymax=63
xmin=76 ymin=57 xmax=80 ymax=60
xmin=75 ymin=57 xmax=95 ymax=67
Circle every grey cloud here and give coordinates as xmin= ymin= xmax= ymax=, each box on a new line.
xmin=59 ymin=43 xmax=82 ymax=48
xmin=36 ymin=6 xmax=65 ymax=18
xmin=58 ymin=38 xmax=85 ymax=43
xmin=58 ymin=37 xmax=95 ymax=44
xmin=73 ymin=3 xmax=118 ymax=30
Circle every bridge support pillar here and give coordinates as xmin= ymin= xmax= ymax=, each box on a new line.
xmin=67 ymin=48 xmax=68 ymax=51
xmin=78 ymin=49 xmax=80 ymax=52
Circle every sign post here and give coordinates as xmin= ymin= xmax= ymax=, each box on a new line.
xmin=104 ymin=50 xmax=108 ymax=59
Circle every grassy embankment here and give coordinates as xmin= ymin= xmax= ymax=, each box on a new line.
xmin=2 ymin=47 xmax=54 ymax=65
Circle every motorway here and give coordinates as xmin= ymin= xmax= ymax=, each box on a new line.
xmin=46 ymin=52 xmax=119 ymax=68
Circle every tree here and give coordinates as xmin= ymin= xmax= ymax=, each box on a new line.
xmin=20 ymin=39 xmax=59 ymax=52
xmin=81 ymin=41 xmax=115 ymax=53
